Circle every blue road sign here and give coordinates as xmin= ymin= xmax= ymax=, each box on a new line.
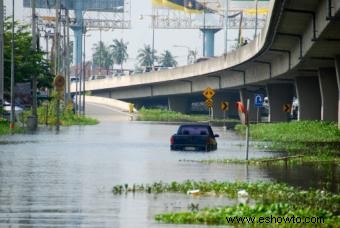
xmin=254 ymin=94 xmax=264 ymax=108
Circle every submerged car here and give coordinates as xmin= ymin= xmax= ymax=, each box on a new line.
xmin=170 ymin=124 xmax=219 ymax=152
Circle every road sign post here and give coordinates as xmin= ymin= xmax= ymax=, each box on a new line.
xmin=245 ymin=98 xmax=250 ymax=161
xmin=203 ymin=87 xmax=215 ymax=123
xmin=254 ymin=94 xmax=264 ymax=124
xmin=221 ymin=101 xmax=229 ymax=129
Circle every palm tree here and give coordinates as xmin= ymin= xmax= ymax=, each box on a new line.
xmin=137 ymin=45 xmax=156 ymax=68
xmin=159 ymin=50 xmax=177 ymax=67
xmin=92 ymin=41 xmax=113 ymax=75
xmin=110 ymin=39 xmax=128 ymax=71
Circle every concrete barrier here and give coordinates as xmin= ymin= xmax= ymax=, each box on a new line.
xmin=82 ymin=96 xmax=138 ymax=113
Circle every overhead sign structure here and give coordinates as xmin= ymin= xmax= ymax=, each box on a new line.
xmin=203 ymin=87 xmax=215 ymax=99
xmin=23 ymin=0 xmax=125 ymax=12
xmin=221 ymin=101 xmax=229 ymax=111
xmin=283 ymin=104 xmax=292 ymax=113
xmin=205 ymin=99 xmax=213 ymax=108
xmin=254 ymin=94 xmax=264 ymax=108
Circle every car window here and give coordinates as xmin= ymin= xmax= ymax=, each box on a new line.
xmin=179 ymin=126 xmax=210 ymax=136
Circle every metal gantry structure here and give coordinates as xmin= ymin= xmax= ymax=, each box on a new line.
xmin=151 ymin=0 xmax=269 ymax=57
xmin=23 ymin=0 xmax=131 ymax=116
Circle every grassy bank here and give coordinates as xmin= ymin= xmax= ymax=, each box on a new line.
xmin=136 ymin=108 xmax=209 ymax=122
xmin=235 ymin=121 xmax=340 ymax=156
xmin=21 ymin=101 xmax=98 ymax=126
xmin=112 ymin=180 xmax=340 ymax=225
xmin=0 ymin=119 xmax=24 ymax=135
xmin=136 ymin=108 xmax=238 ymax=123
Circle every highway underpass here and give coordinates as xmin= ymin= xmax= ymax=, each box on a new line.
xmin=71 ymin=0 xmax=340 ymax=126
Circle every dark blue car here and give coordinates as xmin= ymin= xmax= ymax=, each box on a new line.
xmin=170 ymin=124 xmax=219 ymax=151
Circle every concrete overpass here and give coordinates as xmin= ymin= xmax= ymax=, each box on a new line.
xmin=71 ymin=0 xmax=340 ymax=125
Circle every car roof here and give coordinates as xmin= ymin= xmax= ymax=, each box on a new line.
xmin=179 ymin=124 xmax=210 ymax=128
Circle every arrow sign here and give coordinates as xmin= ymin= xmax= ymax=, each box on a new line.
xmin=283 ymin=104 xmax=292 ymax=113
xmin=203 ymin=87 xmax=215 ymax=99
xmin=221 ymin=101 xmax=229 ymax=111
xmin=205 ymin=99 xmax=213 ymax=108
xmin=254 ymin=94 xmax=264 ymax=108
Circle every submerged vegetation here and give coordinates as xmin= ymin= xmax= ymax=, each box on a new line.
xmin=112 ymin=180 xmax=340 ymax=225
xmin=197 ymin=155 xmax=340 ymax=166
xmin=155 ymin=203 xmax=338 ymax=225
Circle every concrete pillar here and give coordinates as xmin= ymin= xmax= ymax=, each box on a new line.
xmin=318 ymin=68 xmax=338 ymax=122
xmin=168 ymin=95 xmax=191 ymax=114
xmin=199 ymin=28 xmax=221 ymax=57
xmin=212 ymin=91 xmax=239 ymax=119
xmin=335 ymin=56 xmax=340 ymax=128
xmin=295 ymin=77 xmax=321 ymax=120
xmin=266 ymin=84 xmax=294 ymax=122
xmin=239 ymin=88 xmax=257 ymax=122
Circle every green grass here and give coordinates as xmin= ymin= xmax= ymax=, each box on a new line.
xmin=235 ymin=121 xmax=340 ymax=156
xmin=21 ymin=101 xmax=98 ymax=126
xmin=235 ymin=121 xmax=340 ymax=143
xmin=136 ymin=108 xmax=210 ymax=122
xmin=0 ymin=119 xmax=23 ymax=135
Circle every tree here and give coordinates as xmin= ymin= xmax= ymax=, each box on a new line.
xmin=110 ymin=39 xmax=128 ymax=71
xmin=159 ymin=50 xmax=177 ymax=67
xmin=137 ymin=44 xmax=156 ymax=68
xmin=92 ymin=41 xmax=113 ymax=75
xmin=3 ymin=17 xmax=53 ymax=99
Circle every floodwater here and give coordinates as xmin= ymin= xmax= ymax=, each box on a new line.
xmin=0 ymin=102 xmax=338 ymax=227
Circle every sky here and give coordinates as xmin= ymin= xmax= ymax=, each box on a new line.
xmin=3 ymin=0 xmax=266 ymax=69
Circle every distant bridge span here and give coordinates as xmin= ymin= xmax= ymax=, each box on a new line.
xmin=71 ymin=0 xmax=340 ymax=125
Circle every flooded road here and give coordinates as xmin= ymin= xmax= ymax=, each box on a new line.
xmin=0 ymin=103 xmax=338 ymax=227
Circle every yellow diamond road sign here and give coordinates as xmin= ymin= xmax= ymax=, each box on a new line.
xmin=203 ymin=87 xmax=215 ymax=99
xmin=221 ymin=101 xmax=229 ymax=111
xmin=205 ymin=99 xmax=213 ymax=108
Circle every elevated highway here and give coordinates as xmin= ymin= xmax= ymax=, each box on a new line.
xmin=71 ymin=0 xmax=340 ymax=125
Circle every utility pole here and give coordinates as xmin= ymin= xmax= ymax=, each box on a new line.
xmin=99 ymin=28 xmax=102 ymax=75
xmin=254 ymin=0 xmax=258 ymax=39
xmin=10 ymin=0 xmax=15 ymax=129
xmin=63 ymin=9 xmax=66 ymax=102
xmin=82 ymin=26 xmax=86 ymax=115
xmin=203 ymin=0 xmax=206 ymax=57
xmin=0 ymin=0 xmax=4 ymax=110
xmin=28 ymin=0 xmax=38 ymax=130
xmin=151 ymin=14 xmax=155 ymax=68
xmin=55 ymin=0 xmax=61 ymax=130
xmin=65 ymin=9 xmax=70 ymax=104
xmin=224 ymin=0 xmax=229 ymax=54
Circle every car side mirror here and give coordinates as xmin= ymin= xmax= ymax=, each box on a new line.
xmin=214 ymin=134 xmax=219 ymax=138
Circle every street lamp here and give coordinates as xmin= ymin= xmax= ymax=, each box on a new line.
xmin=139 ymin=14 xmax=156 ymax=68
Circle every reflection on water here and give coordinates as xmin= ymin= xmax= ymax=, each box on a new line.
xmin=0 ymin=104 xmax=338 ymax=227
xmin=264 ymin=162 xmax=339 ymax=193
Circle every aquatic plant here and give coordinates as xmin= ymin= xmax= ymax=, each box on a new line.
xmin=155 ymin=203 xmax=339 ymax=225
xmin=112 ymin=180 xmax=340 ymax=213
